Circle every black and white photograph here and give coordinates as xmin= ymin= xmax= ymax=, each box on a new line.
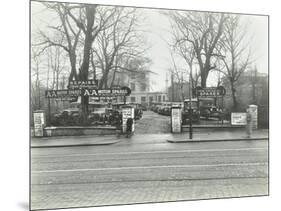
xmin=30 ymin=0 xmax=269 ymax=210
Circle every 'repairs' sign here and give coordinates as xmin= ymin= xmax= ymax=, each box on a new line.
xmin=68 ymin=80 xmax=98 ymax=89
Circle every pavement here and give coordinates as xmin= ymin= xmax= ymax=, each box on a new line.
xmin=31 ymin=129 xmax=269 ymax=148
xmin=31 ymin=136 xmax=268 ymax=210
xmin=166 ymin=129 xmax=268 ymax=143
xmin=31 ymin=135 xmax=121 ymax=148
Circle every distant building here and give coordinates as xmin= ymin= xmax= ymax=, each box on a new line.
xmin=110 ymin=70 xmax=168 ymax=107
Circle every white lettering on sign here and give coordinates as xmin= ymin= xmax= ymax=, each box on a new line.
xmin=33 ymin=112 xmax=45 ymax=137
xmin=122 ymin=108 xmax=135 ymax=133
xmin=84 ymin=89 xmax=98 ymax=96
xmin=231 ymin=112 xmax=247 ymax=125
xmin=171 ymin=107 xmax=182 ymax=133
xmin=248 ymin=105 xmax=258 ymax=129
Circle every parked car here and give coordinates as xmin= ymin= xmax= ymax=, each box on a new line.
xmin=88 ymin=107 xmax=107 ymax=125
xmin=200 ymin=105 xmax=223 ymax=120
xmin=182 ymin=99 xmax=200 ymax=124
xmin=129 ymin=103 xmax=143 ymax=120
xmin=104 ymin=108 xmax=122 ymax=127
xmin=158 ymin=106 xmax=171 ymax=116
xmin=52 ymin=109 xmax=80 ymax=126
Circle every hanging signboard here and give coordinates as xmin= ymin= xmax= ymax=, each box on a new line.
xmin=231 ymin=112 xmax=247 ymax=125
xmin=68 ymin=80 xmax=98 ymax=89
xmin=45 ymin=89 xmax=81 ymax=98
xmin=45 ymin=87 xmax=131 ymax=99
xmin=82 ymin=87 xmax=131 ymax=97
xmin=171 ymin=106 xmax=182 ymax=133
xmin=194 ymin=86 xmax=226 ymax=98
xmin=89 ymin=96 xmax=117 ymax=102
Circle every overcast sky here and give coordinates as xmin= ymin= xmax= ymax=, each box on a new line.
xmin=31 ymin=1 xmax=268 ymax=91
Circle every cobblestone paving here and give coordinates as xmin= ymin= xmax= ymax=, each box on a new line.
xmin=31 ymin=178 xmax=268 ymax=210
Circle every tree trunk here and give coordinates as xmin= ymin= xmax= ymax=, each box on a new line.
xmin=230 ymin=81 xmax=238 ymax=111
xmin=68 ymin=52 xmax=78 ymax=82
xmin=201 ymin=73 xmax=207 ymax=88
xmin=78 ymin=6 xmax=96 ymax=124
xmin=110 ymin=69 xmax=117 ymax=88
xmin=200 ymin=66 xmax=210 ymax=88
xmin=99 ymin=70 xmax=109 ymax=89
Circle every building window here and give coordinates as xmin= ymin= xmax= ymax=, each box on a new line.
xmin=163 ymin=95 xmax=165 ymax=102
xmin=131 ymin=96 xmax=136 ymax=102
xmin=130 ymin=83 xmax=135 ymax=91
xmin=140 ymin=83 xmax=146 ymax=91
xmin=141 ymin=96 xmax=146 ymax=103
xmin=158 ymin=96 xmax=161 ymax=102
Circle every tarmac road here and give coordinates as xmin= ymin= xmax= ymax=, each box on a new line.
xmin=31 ymin=137 xmax=268 ymax=210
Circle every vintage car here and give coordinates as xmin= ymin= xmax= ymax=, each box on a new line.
xmin=182 ymin=99 xmax=200 ymax=124
xmin=104 ymin=108 xmax=122 ymax=127
xmin=158 ymin=106 xmax=171 ymax=116
xmin=52 ymin=108 xmax=80 ymax=126
xmin=198 ymin=98 xmax=223 ymax=120
xmin=129 ymin=103 xmax=143 ymax=120
xmin=200 ymin=105 xmax=223 ymax=120
xmin=88 ymin=107 xmax=107 ymax=125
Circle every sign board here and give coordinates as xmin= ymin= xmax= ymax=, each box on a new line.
xmin=248 ymin=105 xmax=258 ymax=129
xmin=195 ymin=86 xmax=226 ymax=98
xmin=231 ymin=112 xmax=247 ymax=125
xmin=68 ymin=80 xmax=98 ymax=89
xmin=90 ymin=96 xmax=117 ymax=102
xmin=122 ymin=107 xmax=135 ymax=133
xmin=82 ymin=87 xmax=131 ymax=97
xmin=45 ymin=89 xmax=81 ymax=98
xmin=45 ymin=87 xmax=131 ymax=99
xmin=171 ymin=107 xmax=182 ymax=133
xmin=33 ymin=111 xmax=45 ymax=137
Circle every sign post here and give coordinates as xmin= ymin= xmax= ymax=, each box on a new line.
xmin=122 ymin=106 xmax=135 ymax=133
xmin=248 ymin=104 xmax=258 ymax=129
xmin=171 ymin=106 xmax=182 ymax=133
xmin=33 ymin=110 xmax=46 ymax=137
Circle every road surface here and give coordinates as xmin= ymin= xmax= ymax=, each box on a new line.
xmin=134 ymin=111 xmax=170 ymax=134
xmin=31 ymin=137 xmax=268 ymax=210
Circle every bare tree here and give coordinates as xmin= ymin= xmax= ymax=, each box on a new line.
xmin=34 ymin=2 xmax=82 ymax=82
xmin=167 ymin=11 xmax=226 ymax=87
xmin=45 ymin=45 xmax=67 ymax=90
xmin=216 ymin=15 xmax=252 ymax=110
xmin=91 ymin=8 xmax=147 ymax=89
xmin=168 ymin=51 xmax=187 ymax=101
xmin=31 ymin=49 xmax=42 ymax=110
